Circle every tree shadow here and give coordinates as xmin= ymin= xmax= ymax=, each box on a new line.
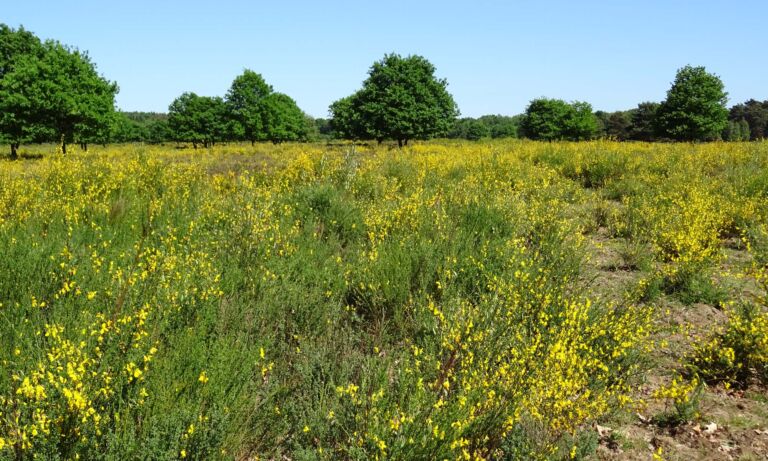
xmin=0 ymin=153 xmax=45 ymax=161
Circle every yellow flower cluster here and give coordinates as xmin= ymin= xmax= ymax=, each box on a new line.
xmin=1 ymin=308 xmax=156 ymax=452
xmin=690 ymin=303 xmax=768 ymax=386
xmin=0 ymin=148 xmax=225 ymax=456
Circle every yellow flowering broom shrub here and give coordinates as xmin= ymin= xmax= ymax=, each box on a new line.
xmin=0 ymin=139 xmax=766 ymax=459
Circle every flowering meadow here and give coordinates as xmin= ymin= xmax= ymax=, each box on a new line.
xmin=0 ymin=140 xmax=766 ymax=460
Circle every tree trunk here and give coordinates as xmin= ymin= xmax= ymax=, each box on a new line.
xmin=251 ymin=140 xmax=255 ymax=146
xmin=81 ymin=143 xmax=88 ymax=152
xmin=404 ymin=139 xmax=409 ymax=146
xmin=61 ymin=141 xmax=67 ymax=155
xmin=397 ymin=139 xmax=404 ymax=148
xmin=10 ymin=143 xmax=19 ymax=160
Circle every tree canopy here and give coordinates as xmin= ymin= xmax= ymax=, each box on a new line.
xmin=330 ymin=53 xmax=459 ymax=146
xmin=729 ymin=99 xmax=768 ymax=140
xmin=328 ymin=95 xmax=363 ymax=140
xmin=0 ymin=25 xmax=45 ymax=157
xmin=448 ymin=118 xmax=490 ymax=140
xmin=168 ymin=92 xmax=235 ymax=148
xmin=519 ymin=98 xmax=598 ymax=141
xmin=445 ymin=115 xmax=521 ymax=140
xmin=261 ymin=92 xmax=308 ymax=144
xmin=0 ymin=24 xmax=117 ymax=156
xmin=166 ymin=70 xmax=311 ymax=147
xmin=225 ymin=70 xmax=272 ymax=144
xmin=656 ymin=65 xmax=728 ymax=141
xmin=111 ymin=112 xmax=170 ymax=144
xmin=722 ymin=119 xmax=750 ymax=141
xmin=477 ymin=115 xmax=521 ymax=139
xmin=627 ymin=102 xmax=660 ymax=141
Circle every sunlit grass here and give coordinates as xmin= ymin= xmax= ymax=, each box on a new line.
xmin=0 ymin=140 xmax=766 ymax=460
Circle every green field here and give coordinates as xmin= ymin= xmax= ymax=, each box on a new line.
xmin=1 ymin=140 xmax=767 ymax=460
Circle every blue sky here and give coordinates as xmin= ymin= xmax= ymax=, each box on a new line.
xmin=5 ymin=1 xmax=766 ymax=118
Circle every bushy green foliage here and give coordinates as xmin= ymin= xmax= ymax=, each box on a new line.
xmin=729 ymin=99 xmax=768 ymax=140
xmin=448 ymin=117 xmax=490 ymax=140
xmin=0 ymin=24 xmax=117 ymax=155
xmin=656 ymin=65 xmax=729 ymax=141
xmin=168 ymin=92 xmax=236 ymax=147
xmin=166 ymin=70 xmax=311 ymax=146
xmin=111 ymin=111 xmax=171 ymax=143
xmin=328 ymin=95 xmax=361 ymax=140
xmin=447 ymin=115 xmax=520 ymax=140
xmin=224 ymin=70 xmax=272 ymax=144
xmin=722 ymin=119 xmax=751 ymax=141
xmin=0 ymin=24 xmax=45 ymax=158
xmin=478 ymin=114 xmax=521 ymax=138
xmin=261 ymin=92 xmax=308 ymax=143
xmin=329 ymin=53 xmax=459 ymax=145
xmin=519 ymin=98 xmax=598 ymax=141
xmin=603 ymin=111 xmax=633 ymax=140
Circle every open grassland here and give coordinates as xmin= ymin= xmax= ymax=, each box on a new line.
xmin=0 ymin=141 xmax=767 ymax=460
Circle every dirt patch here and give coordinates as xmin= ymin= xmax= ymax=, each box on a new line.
xmin=203 ymin=152 xmax=284 ymax=176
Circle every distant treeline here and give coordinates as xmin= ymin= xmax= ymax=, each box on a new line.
xmin=111 ymin=112 xmax=171 ymax=143
xmin=2 ymin=23 xmax=766 ymax=159
xmin=446 ymin=115 xmax=523 ymax=140
xmin=591 ymin=99 xmax=767 ymax=142
xmin=446 ymin=97 xmax=767 ymax=142
xmin=112 ymin=98 xmax=767 ymax=145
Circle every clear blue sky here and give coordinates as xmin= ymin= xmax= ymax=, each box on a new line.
xmin=5 ymin=0 xmax=766 ymax=118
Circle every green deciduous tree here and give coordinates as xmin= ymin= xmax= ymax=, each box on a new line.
xmin=261 ymin=92 xmax=308 ymax=143
xmin=520 ymin=98 xmax=597 ymax=141
xmin=223 ymin=69 xmax=308 ymax=144
xmin=110 ymin=112 xmax=140 ymax=142
xmin=168 ymin=93 xmax=234 ymax=148
xmin=656 ymin=65 xmax=728 ymax=141
xmin=168 ymin=92 xmax=199 ymax=146
xmin=565 ymin=102 xmax=599 ymax=140
xmin=722 ymin=120 xmax=739 ymax=141
xmin=0 ymin=37 xmax=118 ymax=154
xmin=328 ymin=95 xmax=365 ymax=140
xmin=145 ymin=118 xmax=171 ymax=144
xmin=225 ymin=70 xmax=272 ymax=145
xmin=520 ymin=99 xmax=570 ymax=141
xmin=0 ymin=25 xmax=46 ymax=158
xmin=330 ymin=53 xmax=459 ymax=146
